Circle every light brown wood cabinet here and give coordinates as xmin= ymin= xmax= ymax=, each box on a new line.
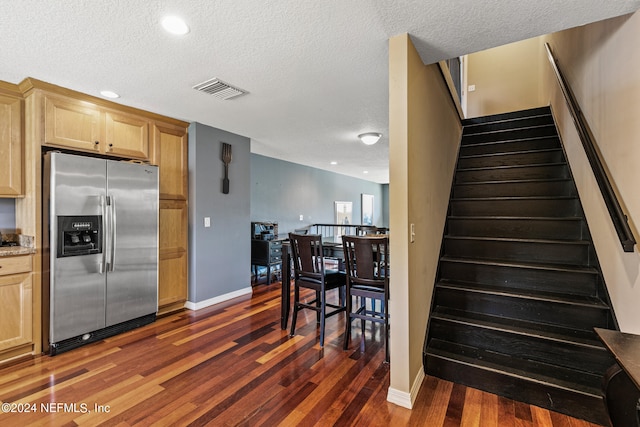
xmin=152 ymin=122 xmax=188 ymax=200
xmin=43 ymin=93 xmax=149 ymax=160
xmin=0 ymin=88 xmax=23 ymax=197
xmin=0 ymin=256 xmax=33 ymax=361
xmin=152 ymin=119 xmax=189 ymax=315
xmin=158 ymin=199 xmax=188 ymax=314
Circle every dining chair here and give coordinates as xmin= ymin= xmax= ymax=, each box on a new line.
xmin=342 ymin=235 xmax=390 ymax=362
xmin=288 ymin=233 xmax=346 ymax=347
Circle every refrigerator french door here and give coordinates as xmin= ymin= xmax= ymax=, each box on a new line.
xmin=44 ymin=152 xmax=158 ymax=355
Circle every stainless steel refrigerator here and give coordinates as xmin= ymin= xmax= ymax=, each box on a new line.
xmin=44 ymin=152 xmax=159 ymax=355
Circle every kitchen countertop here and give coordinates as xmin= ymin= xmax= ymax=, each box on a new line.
xmin=0 ymin=234 xmax=36 ymax=257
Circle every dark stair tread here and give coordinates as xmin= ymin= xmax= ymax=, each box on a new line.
xmin=459 ymin=147 xmax=563 ymax=160
xmin=448 ymin=215 xmax=583 ymax=221
xmin=444 ymin=235 xmax=590 ymax=247
xmin=462 ymin=107 xmax=552 ymax=126
xmin=456 ymin=162 xmax=566 ymax=173
xmin=436 ymin=279 xmax=610 ymax=309
xmin=454 ymin=177 xmax=573 ymax=186
xmin=450 ymin=195 xmax=577 ymax=202
xmin=426 ymin=339 xmax=603 ymax=396
xmin=440 ymin=256 xmax=599 ymax=276
xmin=461 ymin=124 xmax=557 ymax=142
xmin=460 ymin=135 xmax=560 ymax=149
xmin=431 ymin=306 xmax=607 ymax=349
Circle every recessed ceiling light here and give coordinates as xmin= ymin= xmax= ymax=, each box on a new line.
xmin=363 ymin=170 xmax=369 ymax=174
xmin=330 ymin=161 xmax=337 ymax=165
xmin=100 ymin=90 xmax=120 ymax=99
xmin=161 ymin=16 xmax=190 ymax=35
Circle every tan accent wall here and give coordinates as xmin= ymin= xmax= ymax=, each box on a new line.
xmin=388 ymin=34 xmax=461 ymax=403
xmin=541 ymin=12 xmax=640 ymax=334
xmin=466 ymin=37 xmax=545 ymax=118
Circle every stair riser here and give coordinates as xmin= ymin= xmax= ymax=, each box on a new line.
xmin=460 ymin=137 xmax=561 ymax=156
xmin=424 ymin=354 xmax=609 ymax=426
xmin=462 ymin=125 xmax=557 ymax=145
xmin=428 ymin=319 xmax=613 ymax=373
xmin=453 ymin=180 xmax=576 ymax=198
xmin=446 ymin=218 xmax=585 ymax=240
xmin=439 ymin=261 xmax=598 ymax=296
xmin=433 ymin=287 xmax=611 ymax=330
xmin=462 ymin=107 xmax=553 ymax=126
xmin=443 ymin=238 xmax=590 ymax=266
xmin=450 ymin=198 xmax=580 ymax=217
xmin=458 ymin=150 xmax=565 ymax=169
xmin=464 ymin=115 xmax=555 ymax=135
xmin=456 ymin=164 xmax=569 ymax=182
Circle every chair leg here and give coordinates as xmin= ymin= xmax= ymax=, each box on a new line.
xmin=319 ymin=289 xmax=326 ymax=347
xmin=343 ymin=293 xmax=352 ymax=351
xmin=289 ymin=286 xmax=299 ymax=337
xmin=315 ymin=290 xmax=321 ymax=323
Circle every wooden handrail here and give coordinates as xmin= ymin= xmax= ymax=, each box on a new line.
xmin=545 ymin=43 xmax=636 ymax=252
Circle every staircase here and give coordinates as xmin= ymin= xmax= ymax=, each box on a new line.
xmin=423 ymin=106 xmax=617 ymax=426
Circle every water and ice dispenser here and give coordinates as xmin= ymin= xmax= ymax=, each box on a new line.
xmin=57 ymin=216 xmax=102 ymax=257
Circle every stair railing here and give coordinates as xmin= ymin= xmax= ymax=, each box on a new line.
xmin=545 ymin=43 xmax=636 ymax=252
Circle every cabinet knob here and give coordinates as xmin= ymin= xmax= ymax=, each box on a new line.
xmin=109 ymin=143 xmax=113 ymax=147
xmin=94 ymin=141 xmax=99 ymax=145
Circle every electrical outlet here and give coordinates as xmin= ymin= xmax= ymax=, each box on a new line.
xmin=299 ymin=214 xmax=304 ymax=221
xmin=204 ymin=217 xmax=211 ymax=228
xmin=468 ymin=84 xmax=476 ymax=92
xmin=410 ymin=223 xmax=416 ymax=243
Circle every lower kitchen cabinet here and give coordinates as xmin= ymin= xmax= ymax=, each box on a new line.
xmin=0 ymin=256 xmax=33 ymax=362
xmin=158 ymin=199 xmax=188 ymax=315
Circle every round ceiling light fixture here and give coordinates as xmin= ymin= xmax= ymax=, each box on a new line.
xmin=161 ymin=15 xmax=190 ymax=35
xmin=100 ymin=90 xmax=120 ymax=99
xmin=358 ymin=132 xmax=382 ymax=145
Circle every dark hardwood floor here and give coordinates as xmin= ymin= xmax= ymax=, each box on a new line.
xmin=0 ymin=283 xmax=604 ymax=426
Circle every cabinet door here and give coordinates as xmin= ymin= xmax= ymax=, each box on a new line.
xmin=104 ymin=111 xmax=149 ymax=159
xmin=0 ymin=94 xmax=23 ymax=196
xmin=153 ymin=123 xmax=188 ymax=200
xmin=158 ymin=200 xmax=188 ymax=313
xmin=44 ymin=94 xmax=102 ymax=152
xmin=0 ymin=273 xmax=32 ymax=352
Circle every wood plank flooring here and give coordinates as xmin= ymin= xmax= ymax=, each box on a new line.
xmin=0 ymin=283 xmax=605 ymax=426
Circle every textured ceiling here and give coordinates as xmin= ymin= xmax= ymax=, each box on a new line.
xmin=2 ymin=0 xmax=639 ymax=183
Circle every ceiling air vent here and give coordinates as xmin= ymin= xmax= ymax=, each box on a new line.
xmin=192 ymin=78 xmax=247 ymax=100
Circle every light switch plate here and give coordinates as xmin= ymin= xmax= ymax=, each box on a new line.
xmin=204 ymin=217 xmax=211 ymax=228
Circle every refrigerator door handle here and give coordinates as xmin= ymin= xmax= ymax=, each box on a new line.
xmin=109 ymin=196 xmax=117 ymax=272
xmin=99 ymin=195 xmax=107 ymax=274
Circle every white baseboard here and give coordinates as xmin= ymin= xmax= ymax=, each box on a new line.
xmin=184 ymin=287 xmax=253 ymax=311
xmin=386 ymin=366 xmax=425 ymax=409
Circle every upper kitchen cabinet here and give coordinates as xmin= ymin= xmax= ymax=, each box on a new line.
xmin=104 ymin=111 xmax=149 ymax=159
xmin=44 ymin=94 xmax=102 ymax=153
xmin=0 ymin=83 xmax=24 ymax=197
xmin=151 ymin=122 xmax=188 ymax=200
xmin=15 ymin=79 xmax=156 ymax=161
xmin=43 ymin=93 xmax=149 ymax=160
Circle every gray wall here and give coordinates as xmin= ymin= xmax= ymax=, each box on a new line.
xmin=188 ymin=122 xmax=251 ymax=303
xmin=250 ymin=154 xmax=388 ymax=235
xmin=0 ymin=199 xmax=15 ymax=232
